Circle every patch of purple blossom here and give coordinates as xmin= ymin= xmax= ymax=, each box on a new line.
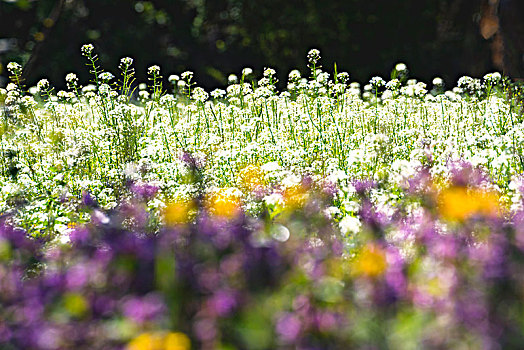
xmin=2 ymin=161 xmax=524 ymax=348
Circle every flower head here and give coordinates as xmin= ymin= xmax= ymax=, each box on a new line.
xmin=181 ymin=71 xmax=193 ymax=81
xmin=148 ymin=65 xmax=161 ymax=76
xmin=81 ymin=43 xmax=94 ymax=56
xmin=37 ymin=79 xmax=50 ymax=92
xmin=120 ymin=57 xmax=134 ymax=68
xmin=6 ymin=62 xmax=22 ymax=75
xmin=307 ymin=49 xmax=321 ymax=64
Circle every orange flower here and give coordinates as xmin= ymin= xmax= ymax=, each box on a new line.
xmin=206 ymin=189 xmax=242 ymax=218
xmin=352 ymin=243 xmax=388 ymax=278
xmin=438 ymin=186 xmax=499 ymax=221
xmin=127 ymin=331 xmax=190 ymax=350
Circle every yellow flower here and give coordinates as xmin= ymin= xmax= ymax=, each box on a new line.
xmin=67 ymin=222 xmax=77 ymax=229
xmin=352 ymin=244 xmax=388 ymax=278
xmin=127 ymin=332 xmax=190 ymax=350
xmin=63 ymin=292 xmax=89 ymax=318
xmin=127 ymin=332 xmax=164 ymax=350
xmin=238 ymin=164 xmax=265 ymax=192
xmin=206 ymin=188 xmax=241 ymax=218
xmin=164 ymin=332 xmax=191 ymax=350
xmin=438 ymin=186 xmax=499 ymax=221
xmin=283 ymin=184 xmax=308 ymax=209
xmin=164 ymin=199 xmax=195 ymax=225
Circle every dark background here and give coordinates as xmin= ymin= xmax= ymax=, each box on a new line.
xmin=0 ymin=0 xmax=521 ymax=89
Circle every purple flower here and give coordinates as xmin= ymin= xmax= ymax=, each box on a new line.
xmin=122 ymin=293 xmax=165 ymax=323
xmin=352 ymin=178 xmax=376 ymax=195
xmin=208 ymin=289 xmax=238 ymax=316
xmin=276 ymin=313 xmax=302 ymax=342
xmin=81 ymin=190 xmax=97 ymax=208
xmin=130 ymin=182 xmax=159 ymax=200
xmin=193 ymin=318 xmax=217 ymax=342
xmin=180 ymin=151 xmax=205 ymax=170
xmin=447 ymin=159 xmax=491 ymax=187
xmin=69 ymin=227 xmax=90 ymax=245
xmin=66 ymin=263 xmax=89 ymax=290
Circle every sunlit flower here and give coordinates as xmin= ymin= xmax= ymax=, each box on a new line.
xmin=164 ymin=199 xmax=195 ymax=225
xmin=237 ymin=164 xmax=265 ymax=192
xmin=283 ymin=184 xmax=308 ymax=209
xmin=206 ymin=188 xmax=242 ymax=218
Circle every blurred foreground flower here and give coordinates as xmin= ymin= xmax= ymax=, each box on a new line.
xmin=205 ymin=188 xmax=242 ymax=218
xmin=438 ymin=186 xmax=500 ymax=221
xmin=164 ymin=199 xmax=195 ymax=225
xmin=127 ymin=332 xmax=190 ymax=350
xmin=283 ymin=184 xmax=309 ymax=209
xmin=352 ymin=243 xmax=387 ymax=278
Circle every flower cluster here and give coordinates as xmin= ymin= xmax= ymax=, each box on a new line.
xmin=0 ymin=46 xmax=521 ymax=245
xmin=2 ymin=160 xmax=524 ymax=348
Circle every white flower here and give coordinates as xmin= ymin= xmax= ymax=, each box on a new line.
xmin=307 ymin=49 xmax=321 ymax=64
xmin=324 ymin=206 xmax=341 ymax=219
xmin=181 ymin=71 xmax=193 ymax=81
xmin=82 ymin=84 xmax=96 ymax=93
xmin=99 ymin=72 xmax=115 ymax=82
xmin=242 ymin=67 xmax=253 ymax=77
xmin=264 ymin=193 xmax=284 ymax=207
xmin=228 ymin=74 xmax=238 ymax=84
xmin=211 ymin=89 xmax=226 ymax=99
xmin=191 ymin=87 xmax=209 ymax=102
xmin=316 ymin=72 xmax=330 ymax=84
xmin=7 ymin=62 xmax=22 ymax=74
xmin=369 ymin=76 xmax=385 ymax=88
xmin=432 ymin=77 xmax=444 ymax=87
xmin=483 ymin=72 xmax=501 ymax=85
xmin=261 ymin=161 xmax=281 ymax=173
xmin=337 ymin=72 xmax=350 ymax=83
xmin=339 ymin=215 xmax=361 ymax=235
xmin=81 ymin=43 xmax=94 ymax=56
xmin=168 ymin=74 xmax=179 ymax=83
xmin=98 ymin=84 xmax=111 ymax=95
xmin=288 ymin=69 xmax=301 ymax=81
xmin=147 ymin=65 xmax=161 ymax=75
xmin=395 ymin=62 xmax=407 ymax=73
xmin=65 ymin=73 xmax=78 ymax=83
xmin=139 ymin=90 xmax=150 ymax=100
xmin=120 ymin=57 xmax=134 ymax=67
xmin=6 ymin=83 xmax=17 ymax=91
xmin=282 ymin=174 xmax=301 ymax=187
xmin=386 ymin=79 xmax=400 ymax=91
xmin=263 ymin=67 xmax=276 ymax=78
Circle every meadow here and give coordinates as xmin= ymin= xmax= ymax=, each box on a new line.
xmin=1 ymin=46 xmax=524 ymax=349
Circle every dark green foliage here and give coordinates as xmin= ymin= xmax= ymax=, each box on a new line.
xmin=0 ymin=0 xmax=501 ymax=88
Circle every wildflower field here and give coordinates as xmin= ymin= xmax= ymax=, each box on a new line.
xmin=2 ymin=46 xmax=524 ymax=349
